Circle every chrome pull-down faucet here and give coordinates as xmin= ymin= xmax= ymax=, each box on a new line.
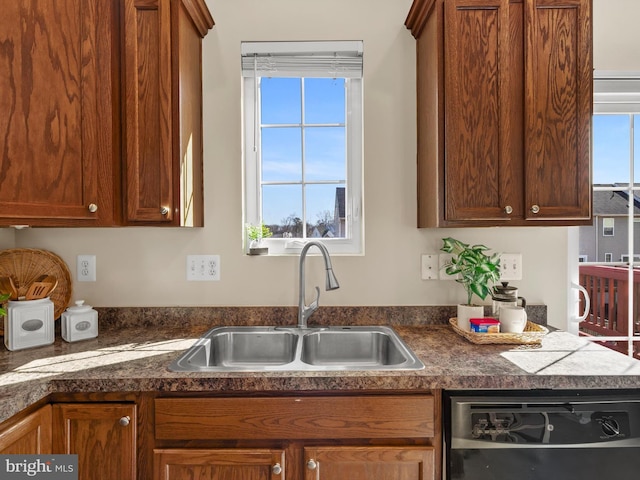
xmin=297 ymin=241 xmax=340 ymax=328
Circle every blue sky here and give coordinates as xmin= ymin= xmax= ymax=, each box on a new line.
xmin=259 ymin=77 xmax=346 ymax=229
xmin=593 ymin=114 xmax=640 ymax=184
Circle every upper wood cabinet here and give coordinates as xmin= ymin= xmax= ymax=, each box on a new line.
xmin=406 ymin=0 xmax=592 ymax=227
xmin=0 ymin=0 xmax=213 ymax=227
xmin=122 ymin=0 xmax=212 ymax=225
xmin=0 ymin=0 xmax=117 ymax=226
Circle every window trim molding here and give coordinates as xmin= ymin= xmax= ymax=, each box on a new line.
xmin=242 ymin=41 xmax=364 ymax=256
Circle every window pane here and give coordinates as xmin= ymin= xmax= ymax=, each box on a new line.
xmin=305 ymin=184 xmax=346 ymax=238
xmin=261 ymin=127 xmax=301 ymax=182
xmin=593 ymin=115 xmax=630 ymax=184
xmin=304 ymin=127 xmax=345 ymax=182
xmin=304 ymin=78 xmax=345 ymax=124
xmin=261 ymin=78 xmax=301 ymax=124
xmin=262 ymin=185 xmax=303 ymax=238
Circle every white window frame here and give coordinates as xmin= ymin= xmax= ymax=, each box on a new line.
xmin=604 ymin=252 xmax=613 ymax=262
xmin=242 ymin=41 xmax=364 ymax=255
xmin=576 ymin=71 xmax=640 ymax=357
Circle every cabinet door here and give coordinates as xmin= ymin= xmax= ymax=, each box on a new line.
xmin=304 ymin=446 xmax=435 ymax=480
xmin=0 ymin=0 xmax=115 ymax=226
xmin=53 ymin=403 xmax=136 ymax=480
xmin=444 ymin=0 xmax=522 ymax=222
xmin=154 ymin=448 xmax=285 ymax=480
xmin=524 ymin=0 xmax=591 ymax=220
xmin=122 ymin=0 xmax=174 ymax=223
xmin=0 ymin=405 xmax=52 ymax=454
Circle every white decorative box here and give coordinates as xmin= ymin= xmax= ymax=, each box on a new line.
xmin=4 ymin=298 xmax=55 ymax=351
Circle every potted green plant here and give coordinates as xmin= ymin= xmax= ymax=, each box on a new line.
xmin=0 ymin=292 xmax=10 ymax=318
xmin=246 ymin=222 xmax=273 ymax=255
xmin=441 ymin=237 xmax=501 ymax=331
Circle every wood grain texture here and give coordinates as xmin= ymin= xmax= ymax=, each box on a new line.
xmin=524 ymin=0 xmax=591 ymax=220
xmin=154 ymin=448 xmax=284 ymax=480
xmin=445 ymin=0 xmax=510 ymax=221
xmin=155 ymin=396 xmax=435 ymax=441
xmin=124 ymin=0 xmax=174 ymax=223
xmin=0 ymin=405 xmax=52 ymax=454
xmin=0 ymin=0 xmax=115 ymax=225
xmin=53 ymin=403 xmax=137 ymax=480
xmin=303 ymin=446 xmax=435 ymax=480
xmin=407 ymin=0 xmax=591 ymax=227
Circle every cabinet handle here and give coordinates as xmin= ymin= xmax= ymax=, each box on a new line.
xmin=530 ymin=204 xmax=540 ymax=214
xmin=504 ymin=205 xmax=513 ymax=215
xmin=307 ymin=459 xmax=317 ymax=470
xmin=119 ymin=416 xmax=130 ymax=427
xmin=88 ymin=203 xmax=98 ymax=213
xmin=272 ymin=463 xmax=282 ymax=475
xmin=160 ymin=206 xmax=170 ymax=215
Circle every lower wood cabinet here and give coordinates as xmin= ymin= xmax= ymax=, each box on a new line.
xmin=52 ymin=403 xmax=136 ymax=480
xmin=155 ymin=448 xmax=286 ymax=480
xmin=0 ymin=405 xmax=52 ymax=454
xmin=303 ymin=446 xmax=434 ymax=480
xmin=0 ymin=392 xmax=440 ymax=480
xmin=154 ymin=394 xmax=439 ymax=480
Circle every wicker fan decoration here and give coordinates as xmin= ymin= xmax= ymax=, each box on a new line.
xmin=0 ymin=248 xmax=72 ymax=327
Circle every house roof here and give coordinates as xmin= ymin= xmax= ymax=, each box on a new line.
xmin=592 ymin=188 xmax=640 ymax=215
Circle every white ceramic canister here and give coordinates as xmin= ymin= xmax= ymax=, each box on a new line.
xmin=4 ymin=298 xmax=55 ymax=351
xmin=61 ymin=300 xmax=98 ymax=342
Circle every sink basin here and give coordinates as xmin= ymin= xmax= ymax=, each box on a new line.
xmin=170 ymin=327 xmax=298 ymax=370
xmin=169 ymin=325 xmax=424 ymax=372
xmin=301 ymin=328 xmax=410 ymax=367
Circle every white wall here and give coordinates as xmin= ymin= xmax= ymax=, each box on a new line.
xmin=7 ymin=0 xmax=632 ymax=329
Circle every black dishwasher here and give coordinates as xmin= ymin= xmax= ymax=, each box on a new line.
xmin=445 ymin=390 xmax=640 ymax=480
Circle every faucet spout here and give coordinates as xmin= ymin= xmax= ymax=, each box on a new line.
xmin=297 ymin=241 xmax=340 ymax=328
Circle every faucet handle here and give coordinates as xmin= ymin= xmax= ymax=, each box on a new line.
xmin=308 ymin=286 xmax=321 ymax=312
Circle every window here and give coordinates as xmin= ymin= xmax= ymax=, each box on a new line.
xmin=242 ymin=41 xmax=364 ymax=255
xmin=577 ymin=72 xmax=640 ymax=358
xmin=578 ymin=255 xmax=588 ymax=262
xmin=602 ymin=217 xmax=615 ymax=236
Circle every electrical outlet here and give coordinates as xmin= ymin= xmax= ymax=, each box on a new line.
xmin=421 ymin=254 xmax=439 ymax=280
xmin=439 ymin=253 xmax=455 ymax=280
xmin=187 ymin=255 xmax=220 ymax=281
xmin=77 ymin=255 xmax=96 ymax=282
xmin=500 ymin=253 xmax=523 ymax=281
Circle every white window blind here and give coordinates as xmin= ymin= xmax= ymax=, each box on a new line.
xmin=241 ymin=41 xmax=363 ymax=78
xmin=594 ymin=72 xmax=640 ymax=114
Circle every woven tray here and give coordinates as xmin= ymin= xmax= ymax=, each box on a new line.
xmin=0 ymin=249 xmax=72 ymax=329
xmin=449 ymin=318 xmax=548 ymax=345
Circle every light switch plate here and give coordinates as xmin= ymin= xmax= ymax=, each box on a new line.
xmin=421 ymin=254 xmax=439 ymax=280
xmin=187 ymin=255 xmax=220 ymax=281
xmin=500 ymin=253 xmax=523 ymax=281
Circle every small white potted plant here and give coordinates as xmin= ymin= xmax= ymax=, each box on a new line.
xmin=441 ymin=237 xmax=501 ymax=331
xmin=246 ymin=222 xmax=273 ymax=255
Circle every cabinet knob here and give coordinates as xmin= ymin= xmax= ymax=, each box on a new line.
xmin=307 ymin=459 xmax=318 ymax=470
xmin=530 ymin=204 xmax=540 ymax=214
xmin=504 ymin=205 xmax=513 ymax=215
xmin=160 ymin=206 xmax=170 ymax=216
xmin=88 ymin=203 xmax=98 ymax=213
xmin=272 ymin=463 xmax=282 ymax=475
xmin=119 ymin=416 xmax=130 ymax=427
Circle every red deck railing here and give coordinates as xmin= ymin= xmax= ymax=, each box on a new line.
xmin=579 ymin=265 xmax=640 ymax=358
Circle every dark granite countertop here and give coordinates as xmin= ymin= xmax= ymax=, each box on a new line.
xmin=2 ymin=320 xmax=640 ymax=425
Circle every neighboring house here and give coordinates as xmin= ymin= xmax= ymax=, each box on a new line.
xmin=579 ymin=184 xmax=640 ymax=262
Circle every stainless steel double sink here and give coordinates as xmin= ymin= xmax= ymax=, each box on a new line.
xmin=169 ymin=325 xmax=424 ymax=372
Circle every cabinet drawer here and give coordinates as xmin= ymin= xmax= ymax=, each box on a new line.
xmin=155 ymin=395 xmax=434 ymax=440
